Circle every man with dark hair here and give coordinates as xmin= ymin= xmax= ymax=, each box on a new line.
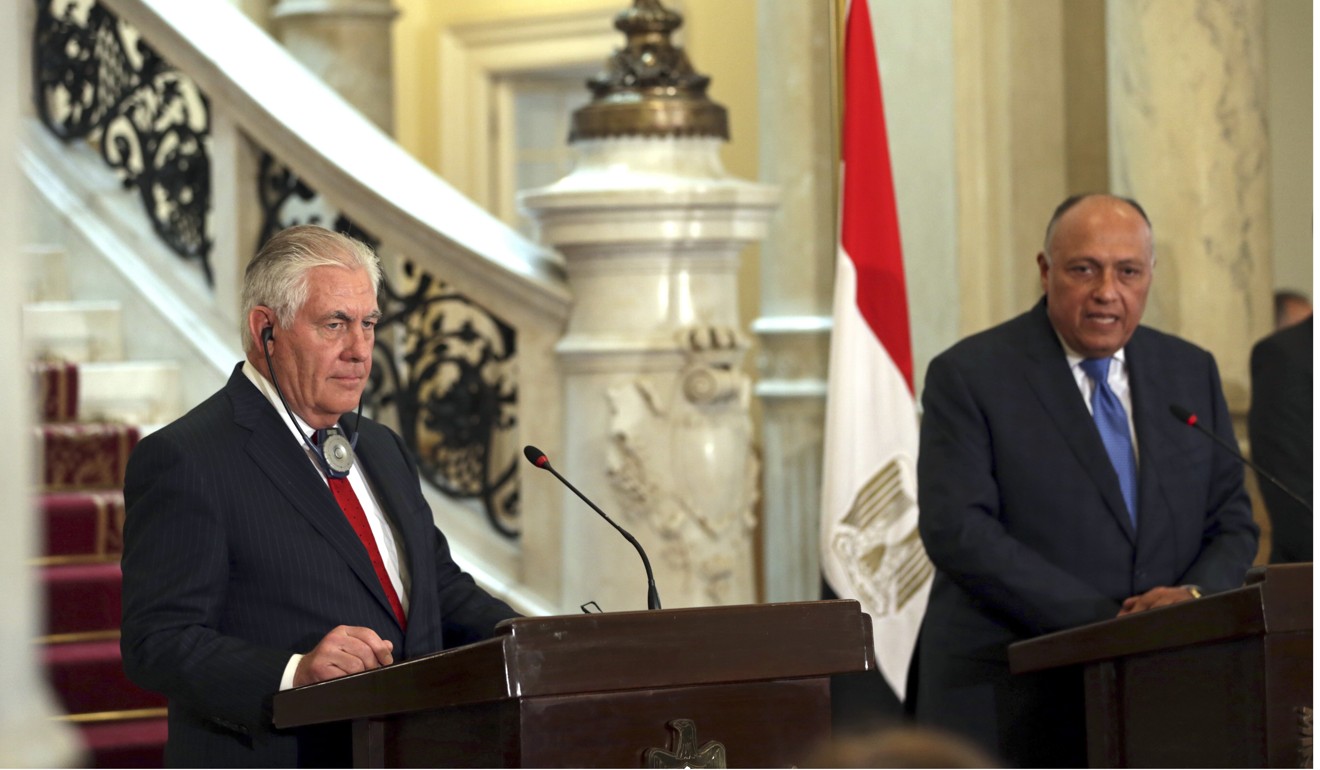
xmin=1272 ymin=289 xmax=1312 ymax=330
xmin=913 ymin=194 xmax=1258 ymax=767
xmin=121 ymin=225 xmax=519 ymax=767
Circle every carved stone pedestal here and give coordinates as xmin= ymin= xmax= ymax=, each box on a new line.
xmin=521 ymin=137 xmax=776 ymax=610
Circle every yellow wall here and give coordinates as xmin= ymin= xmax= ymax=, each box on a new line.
xmin=391 ymin=0 xmax=760 ymax=184
xmin=390 ymin=0 xmax=762 ymax=339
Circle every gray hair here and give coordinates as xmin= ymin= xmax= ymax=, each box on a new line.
xmin=240 ymin=225 xmax=382 ymax=354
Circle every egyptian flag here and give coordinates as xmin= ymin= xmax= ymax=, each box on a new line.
xmin=819 ymin=0 xmax=932 ymax=703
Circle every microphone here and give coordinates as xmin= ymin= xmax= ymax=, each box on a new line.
xmin=523 ymin=445 xmax=662 ymax=610
xmin=1168 ymin=405 xmax=1312 ymax=512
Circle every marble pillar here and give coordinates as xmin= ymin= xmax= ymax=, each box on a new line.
xmin=3 ymin=1 xmax=81 ymax=764
xmin=521 ymin=138 xmax=777 ymax=611
xmin=1107 ymin=0 xmax=1271 ymax=408
xmin=952 ymin=0 xmax=1069 ymax=337
xmin=752 ymin=0 xmax=836 ymax=603
xmin=271 ymin=0 xmax=398 ymax=134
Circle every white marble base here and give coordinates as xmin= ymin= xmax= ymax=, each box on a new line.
xmin=522 ymin=137 xmax=777 ymax=610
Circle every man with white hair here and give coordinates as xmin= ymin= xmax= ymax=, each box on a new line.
xmin=121 ymin=225 xmax=519 ymax=767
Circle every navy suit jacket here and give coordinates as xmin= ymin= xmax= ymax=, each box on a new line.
xmin=914 ymin=299 xmax=1258 ymax=767
xmin=1248 ymin=316 xmax=1313 ymax=563
xmin=121 ymin=364 xmax=519 ymax=767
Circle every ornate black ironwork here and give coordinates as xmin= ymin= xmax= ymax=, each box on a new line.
xmin=256 ymin=153 xmax=375 ymax=253
xmin=256 ymin=153 xmax=521 ymax=537
xmin=30 ymin=0 xmax=521 ymax=536
xmin=32 ymin=0 xmax=213 ymax=283
xmin=373 ymin=263 xmax=520 ymax=537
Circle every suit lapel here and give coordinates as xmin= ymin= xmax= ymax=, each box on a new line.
xmin=226 ymin=369 xmax=401 ymax=627
xmin=1019 ymin=302 xmax=1138 ymax=543
xmin=1125 ymin=329 xmax=1178 ymax=544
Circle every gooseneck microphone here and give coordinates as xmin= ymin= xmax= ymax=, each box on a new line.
xmin=1169 ymin=404 xmax=1312 ymax=512
xmin=523 ymin=445 xmax=662 ymax=610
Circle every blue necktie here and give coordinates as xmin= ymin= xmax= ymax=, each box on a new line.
xmin=1080 ymin=357 xmax=1138 ymax=529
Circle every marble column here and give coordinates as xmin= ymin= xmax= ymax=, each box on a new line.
xmin=3 ymin=1 xmax=81 ymax=764
xmin=271 ymin=0 xmax=398 ymax=134
xmin=752 ymin=0 xmax=836 ymax=603
xmin=1107 ymin=0 xmax=1271 ymax=409
xmin=952 ymin=0 xmax=1069 ymax=337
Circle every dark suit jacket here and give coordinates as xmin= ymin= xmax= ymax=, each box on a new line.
xmin=914 ymin=299 xmax=1258 ymax=768
xmin=121 ymin=364 xmax=519 ymax=767
xmin=1248 ymin=315 xmax=1313 ymax=563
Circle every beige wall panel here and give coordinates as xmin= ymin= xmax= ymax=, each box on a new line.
xmin=1265 ymin=0 xmax=1313 ymax=298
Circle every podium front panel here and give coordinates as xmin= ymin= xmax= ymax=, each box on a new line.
xmin=361 ymin=679 xmax=830 ymax=768
xmin=1103 ymin=637 xmax=1265 ymax=767
xmin=517 ymin=678 xmax=830 ymax=768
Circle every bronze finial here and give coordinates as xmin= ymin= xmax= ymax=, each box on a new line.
xmin=570 ymin=0 xmax=729 ymax=142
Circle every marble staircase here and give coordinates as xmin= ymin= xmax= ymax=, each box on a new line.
xmin=25 ymin=243 xmax=181 ymax=767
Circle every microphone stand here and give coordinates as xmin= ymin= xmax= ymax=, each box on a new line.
xmin=524 ymin=446 xmax=662 ymax=610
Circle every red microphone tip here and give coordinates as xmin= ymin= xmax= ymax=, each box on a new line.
xmin=1169 ymin=405 xmax=1199 ymax=426
xmin=523 ymin=445 xmax=551 ymax=468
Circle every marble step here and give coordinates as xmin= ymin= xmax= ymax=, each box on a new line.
xmin=23 ymin=301 xmax=124 ymax=363
xmin=77 ymin=361 xmax=182 ymax=426
xmin=23 ymin=244 xmax=70 ymax=303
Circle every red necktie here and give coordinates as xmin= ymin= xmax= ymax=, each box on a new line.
xmin=328 ymin=476 xmax=407 ymax=630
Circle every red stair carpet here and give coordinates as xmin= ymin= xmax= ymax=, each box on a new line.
xmin=34 ymin=359 xmax=167 ymax=768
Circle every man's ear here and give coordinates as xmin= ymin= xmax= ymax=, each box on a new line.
xmin=1036 ymin=252 xmax=1050 ymax=292
xmin=247 ymin=308 xmax=277 ymax=351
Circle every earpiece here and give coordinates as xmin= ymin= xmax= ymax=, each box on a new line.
xmin=261 ymin=327 xmax=274 ymax=345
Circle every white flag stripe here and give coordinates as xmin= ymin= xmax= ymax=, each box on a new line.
xmin=820 ymin=247 xmax=931 ymax=701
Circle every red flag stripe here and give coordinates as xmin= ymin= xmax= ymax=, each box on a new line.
xmin=840 ymin=0 xmax=914 ymax=393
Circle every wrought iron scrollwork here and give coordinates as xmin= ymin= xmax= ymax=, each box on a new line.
xmin=373 ymin=264 xmax=520 ymax=536
xmin=256 ymin=153 xmax=375 ymax=253
xmin=31 ymin=2 xmax=521 ymax=533
xmin=33 ymin=0 xmax=213 ymax=282
xmin=257 ymin=153 xmax=521 ymax=537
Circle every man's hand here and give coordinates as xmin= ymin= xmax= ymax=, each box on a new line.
xmin=1117 ymin=586 xmax=1198 ymax=616
xmin=293 ymin=625 xmax=394 ymax=687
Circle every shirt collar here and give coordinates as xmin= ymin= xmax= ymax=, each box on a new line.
xmin=1056 ymin=335 xmax=1127 ymax=374
xmin=242 ymin=359 xmax=321 ymax=442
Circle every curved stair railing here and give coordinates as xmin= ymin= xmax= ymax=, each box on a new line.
xmin=24 ymin=0 xmax=572 ymax=616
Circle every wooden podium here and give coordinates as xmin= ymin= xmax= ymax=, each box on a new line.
xmin=1009 ymin=563 xmax=1313 ymax=768
xmin=274 ymin=600 xmax=874 ymax=767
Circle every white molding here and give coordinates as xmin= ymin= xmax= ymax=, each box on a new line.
xmin=437 ymin=7 xmax=620 ymax=209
